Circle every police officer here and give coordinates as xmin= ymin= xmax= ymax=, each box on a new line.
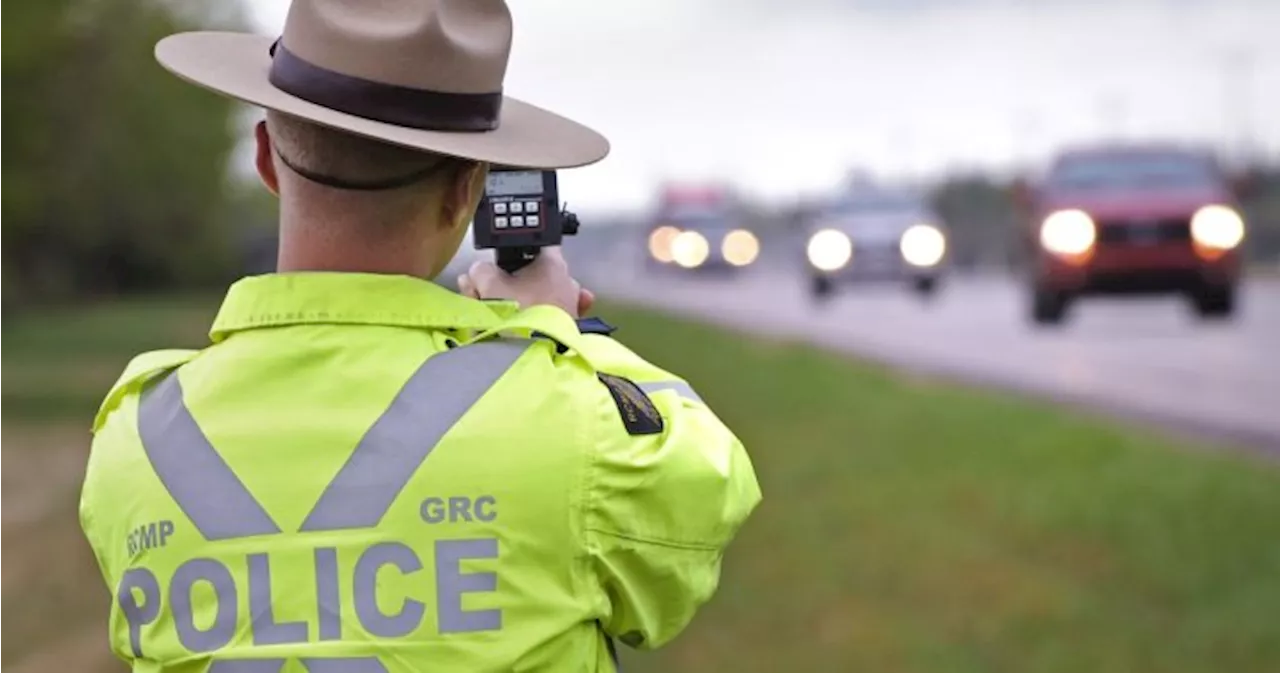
xmin=78 ymin=1 xmax=761 ymax=671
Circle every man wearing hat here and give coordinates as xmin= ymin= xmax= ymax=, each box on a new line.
xmin=78 ymin=0 xmax=760 ymax=671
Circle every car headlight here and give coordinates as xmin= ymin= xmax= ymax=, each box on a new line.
xmin=722 ymin=229 xmax=760 ymax=267
xmin=1039 ymin=209 xmax=1096 ymax=256
xmin=900 ymin=224 xmax=946 ymax=267
xmin=648 ymin=225 xmax=680 ymax=263
xmin=1190 ymin=205 xmax=1245 ymax=250
xmin=671 ymin=231 xmax=710 ymax=268
xmin=807 ymin=229 xmax=852 ymax=271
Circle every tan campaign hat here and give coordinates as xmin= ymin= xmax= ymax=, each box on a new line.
xmin=155 ymin=0 xmax=609 ymax=169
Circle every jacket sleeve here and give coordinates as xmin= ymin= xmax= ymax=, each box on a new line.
xmin=576 ymin=332 xmax=762 ymax=650
xmin=81 ymin=350 xmax=199 ymax=619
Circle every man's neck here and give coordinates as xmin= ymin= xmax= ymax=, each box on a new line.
xmin=277 ymin=243 xmax=434 ymax=278
xmin=275 ymin=211 xmax=445 ymax=279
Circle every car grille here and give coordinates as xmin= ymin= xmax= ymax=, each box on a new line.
xmin=1095 ymin=217 xmax=1190 ymax=247
xmin=853 ymin=245 xmax=899 ymax=263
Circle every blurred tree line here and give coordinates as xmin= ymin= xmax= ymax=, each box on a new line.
xmin=1240 ymin=167 xmax=1280 ymax=261
xmin=2 ymin=0 xmax=270 ymax=310
xmin=928 ymin=174 xmax=1019 ymax=269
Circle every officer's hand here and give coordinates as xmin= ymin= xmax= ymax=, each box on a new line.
xmin=458 ymin=247 xmax=594 ymax=318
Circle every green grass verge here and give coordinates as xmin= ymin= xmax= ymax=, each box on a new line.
xmin=606 ymin=304 xmax=1280 ymax=673
xmin=3 ymin=296 xmax=1279 ymax=672
xmin=2 ymin=295 xmax=216 ymax=421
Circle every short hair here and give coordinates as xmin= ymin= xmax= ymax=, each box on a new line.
xmin=266 ymin=110 xmax=473 ymax=190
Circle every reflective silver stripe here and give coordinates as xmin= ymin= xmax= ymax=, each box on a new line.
xmin=171 ymin=558 xmax=237 ymax=653
xmin=210 ymin=660 xmax=386 ymax=672
xmin=436 ymin=538 xmax=501 ymax=633
xmin=209 ymin=661 xmax=285 ymax=673
xmin=249 ymin=553 xmax=307 ymax=645
xmin=638 ymin=380 xmax=703 ymax=404
xmin=314 ymin=547 xmax=342 ymax=641
xmin=138 ymin=374 xmax=280 ymax=540
xmin=301 ymin=340 xmax=530 ymax=531
xmin=301 ymin=658 xmax=390 ymax=673
xmin=353 ymin=542 xmax=425 ymax=637
xmin=118 ymin=568 xmax=160 ymax=658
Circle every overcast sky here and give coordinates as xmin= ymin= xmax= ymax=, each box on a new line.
xmin=248 ymin=0 xmax=1280 ymax=212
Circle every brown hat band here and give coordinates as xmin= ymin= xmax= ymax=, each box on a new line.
xmin=267 ymin=41 xmax=503 ymax=132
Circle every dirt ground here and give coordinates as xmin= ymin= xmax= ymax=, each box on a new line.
xmin=2 ymin=423 xmax=124 ymax=673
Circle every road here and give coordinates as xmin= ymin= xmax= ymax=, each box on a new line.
xmin=579 ymin=255 xmax=1280 ymax=452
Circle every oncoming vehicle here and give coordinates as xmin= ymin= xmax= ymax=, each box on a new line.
xmin=645 ymin=186 xmax=760 ymax=272
xmin=1018 ymin=145 xmax=1248 ymax=324
xmin=802 ymin=189 xmax=949 ymax=301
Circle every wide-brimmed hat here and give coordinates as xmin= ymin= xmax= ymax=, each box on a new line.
xmin=155 ymin=0 xmax=608 ymax=169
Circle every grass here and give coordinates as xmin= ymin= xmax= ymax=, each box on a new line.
xmin=609 ymin=306 xmax=1280 ymax=673
xmin=3 ymin=295 xmax=1279 ymax=672
xmin=2 ymin=295 xmax=214 ymax=421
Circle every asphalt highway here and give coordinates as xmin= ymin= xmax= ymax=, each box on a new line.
xmin=581 ymin=255 xmax=1280 ymax=452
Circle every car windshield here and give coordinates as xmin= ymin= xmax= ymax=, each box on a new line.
xmin=663 ymin=207 xmax=734 ymax=232
xmin=829 ymin=195 xmax=922 ymax=219
xmin=1048 ymin=153 xmax=1218 ymax=191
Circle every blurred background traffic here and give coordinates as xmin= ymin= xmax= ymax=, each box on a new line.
xmin=8 ymin=0 xmax=1280 ymax=307
xmin=4 ymin=1 xmax=1279 ymax=672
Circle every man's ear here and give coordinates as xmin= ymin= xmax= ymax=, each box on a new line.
xmin=442 ymin=161 xmax=488 ymax=230
xmin=254 ymin=120 xmax=280 ymax=196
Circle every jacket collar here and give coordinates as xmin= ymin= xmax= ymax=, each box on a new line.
xmin=210 ymin=273 xmax=518 ymax=342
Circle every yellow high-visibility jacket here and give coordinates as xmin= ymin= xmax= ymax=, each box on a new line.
xmin=80 ymin=273 xmax=761 ymax=672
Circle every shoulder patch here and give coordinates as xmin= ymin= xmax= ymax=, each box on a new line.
xmin=598 ymin=373 xmax=664 ymax=436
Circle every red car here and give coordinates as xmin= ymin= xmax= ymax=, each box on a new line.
xmin=1017 ymin=145 xmax=1248 ymax=324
